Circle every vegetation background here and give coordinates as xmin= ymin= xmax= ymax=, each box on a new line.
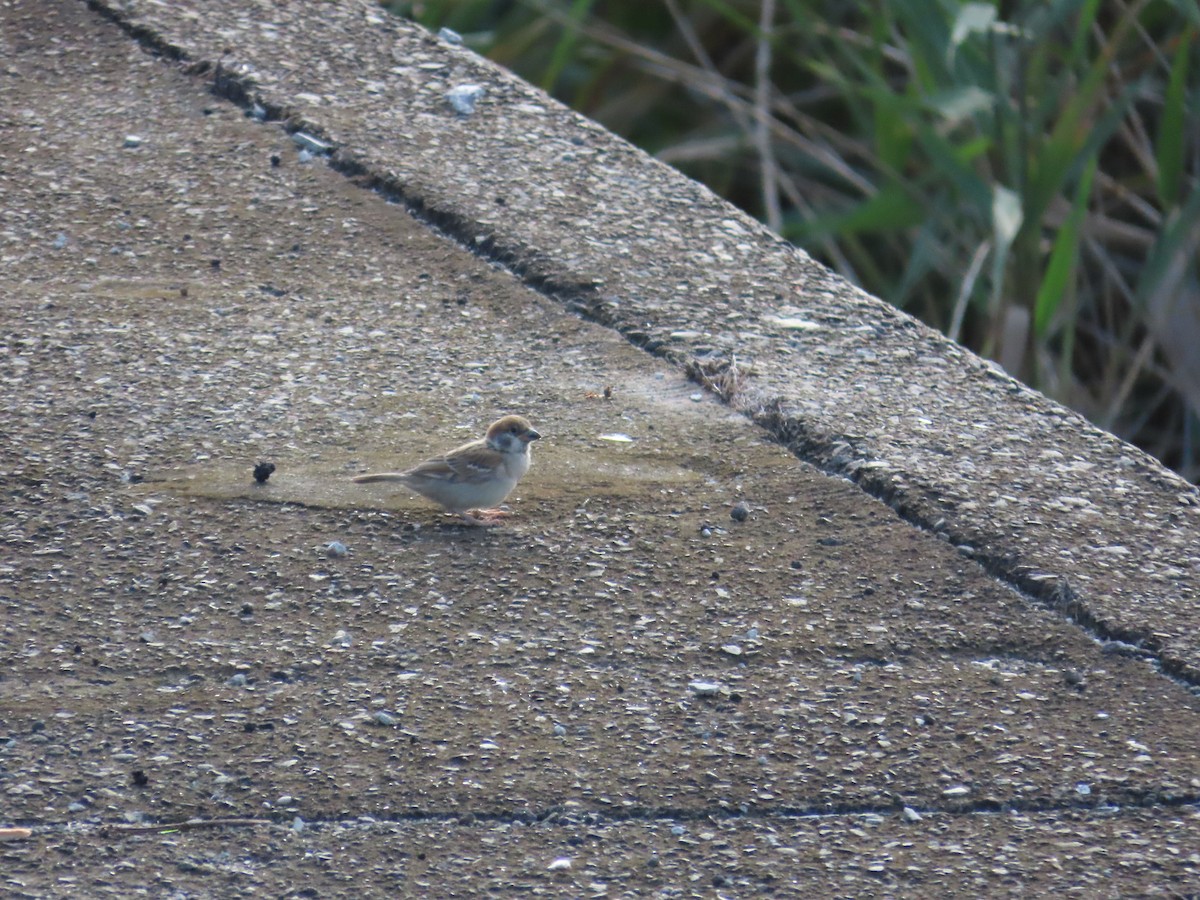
xmin=384 ymin=0 xmax=1200 ymax=482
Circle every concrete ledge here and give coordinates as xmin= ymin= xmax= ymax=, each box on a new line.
xmin=84 ymin=0 xmax=1200 ymax=682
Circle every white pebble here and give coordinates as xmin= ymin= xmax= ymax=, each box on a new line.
xmin=447 ymin=84 xmax=485 ymax=115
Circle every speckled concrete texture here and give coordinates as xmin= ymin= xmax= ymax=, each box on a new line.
xmin=74 ymin=0 xmax=1200 ymax=684
xmin=1 ymin=1 xmax=1199 ymax=897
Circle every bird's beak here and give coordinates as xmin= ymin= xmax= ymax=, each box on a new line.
xmin=524 ymin=429 xmax=541 ymax=442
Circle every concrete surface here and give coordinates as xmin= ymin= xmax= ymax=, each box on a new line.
xmin=75 ymin=0 xmax=1200 ymax=682
xmin=1 ymin=0 xmax=1199 ymax=897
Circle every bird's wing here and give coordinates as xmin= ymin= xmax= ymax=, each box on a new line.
xmin=407 ymin=440 xmax=501 ymax=485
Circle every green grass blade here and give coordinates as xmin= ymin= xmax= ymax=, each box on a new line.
xmin=913 ymin=121 xmax=993 ymax=214
xmin=1137 ymin=181 xmax=1200 ymax=303
xmin=1157 ymin=26 xmax=1195 ymax=206
xmin=1034 ymin=158 xmax=1096 ymax=337
xmin=805 ymin=183 xmax=926 ymax=237
xmin=540 ymin=0 xmax=597 ymax=93
xmin=1023 ymin=0 xmax=1143 ymax=230
xmin=1066 ymin=0 xmax=1102 ymax=62
xmin=686 ymin=0 xmax=759 ymax=35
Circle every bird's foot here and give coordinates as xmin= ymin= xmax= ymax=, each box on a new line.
xmin=457 ymin=508 xmax=511 ymax=527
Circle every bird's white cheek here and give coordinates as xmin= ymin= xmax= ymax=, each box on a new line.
xmin=490 ymin=434 xmax=517 ymax=454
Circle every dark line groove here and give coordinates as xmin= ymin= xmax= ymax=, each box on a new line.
xmin=18 ymin=788 xmax=1200 ymax=835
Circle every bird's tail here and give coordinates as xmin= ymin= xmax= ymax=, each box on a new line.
xmin=351 ymin=473 xmax=410 ymax=484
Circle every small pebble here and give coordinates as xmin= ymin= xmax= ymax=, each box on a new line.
xmin=326 ymin=541 xmax=348 ymax=557
xmin=437 ymin=26 xmax=463 ymax=44
xmin=53 ymin=233 xmax=68 ymax=249
xmin=373 ymin=711 xmax=398 ymax=727
xmin=291 ymin=131 xmax=331 ymax=155
xmin=767 ymin=315 xmax=820 ymax=331
xmin=730 ymin=501 xmax=750 ymax=522
xmin=123 ymin=134 xmax=142 ymax=148
xmin=253 ymin=461 xmax=276 ymax=484
xmin=227 ymin=673 xmax=248 ymax=687
xmin=329 ymin=630 xmax=352 ymax=648
xmin=447 ymin=84 xmax=485 ymax=115
xmin=547 ymin=857 xmax=572 ymax=871
xmin=292 ymin=816 xmax=306 ymax=832
xmin=688 ymin=680 xmax=721 ymax=696
xmin=902 ymin=806 xmax=922 ymax=823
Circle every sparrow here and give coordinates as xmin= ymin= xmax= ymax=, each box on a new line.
xmin=352 ymin=415 xmax=540 ymax=526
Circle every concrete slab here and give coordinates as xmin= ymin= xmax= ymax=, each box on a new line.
xmin=1 ymin=0 xmax=1199 ymax=896
xmin=73 ymin=0 xmax=1200 ymax=682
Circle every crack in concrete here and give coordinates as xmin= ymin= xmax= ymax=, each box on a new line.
xmin=17 ymin=787 xmax=1200 ymax=836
